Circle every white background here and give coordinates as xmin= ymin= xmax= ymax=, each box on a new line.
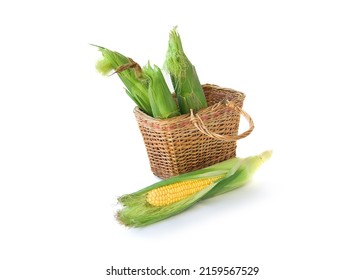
xmin=1 ymin=0 xmax=363 ymax=279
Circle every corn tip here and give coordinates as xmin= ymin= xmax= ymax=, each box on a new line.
xmin=260 ymin=150 xmax=273 ymax=162
xmin=95 ymin=58 xmax=113 ymax=75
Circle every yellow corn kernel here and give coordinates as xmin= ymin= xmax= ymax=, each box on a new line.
xmin=146 ymin=175 xmax=224 ymax=206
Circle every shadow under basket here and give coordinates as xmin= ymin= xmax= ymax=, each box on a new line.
xmin=134 ymin=84 xmax=254 ymax=179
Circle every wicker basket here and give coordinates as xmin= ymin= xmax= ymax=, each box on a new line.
xmin=134 ymin=84 xmax=254 ymax=179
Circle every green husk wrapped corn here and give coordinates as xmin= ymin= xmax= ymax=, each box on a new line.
xmin=143 ymin=63 xmax=180 ymax=119
xmin=164 ymin=27 xmax=208 ymax=114
xmin=94 ymin=45 xmax=152 ymax=116
xmin=116 ymin=150 xmax=272 ymax=227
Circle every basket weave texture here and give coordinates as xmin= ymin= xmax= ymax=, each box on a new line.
xmin=134 ymin=84 xmax=254 ymax=179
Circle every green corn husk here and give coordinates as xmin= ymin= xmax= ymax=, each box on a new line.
xmin=116 ymin=150 xmax=272 ymax=227
xmin=143 ymin=63 xmax=180 ymax=119
xmin=164 ymin=27 xmax=208 ymax=114
xmin=93 ymin=45 xmax=153 ymax=116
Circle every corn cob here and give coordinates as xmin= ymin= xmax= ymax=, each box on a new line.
xmin=116 ymin=150 xmax=272 ymax=227
xmin=164 ymin=27 xmax=208 ymax=114
xmin=143 ymin=63 xmax=180 ymax=119
xmin=93 ymin=45 xmax=153 ymax=116
xmin=146 ymin=175 xmax=224 ymax=206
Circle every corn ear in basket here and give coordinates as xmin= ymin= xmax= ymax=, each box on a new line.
xmin=143 ymin=63 xmax=180 ymax=119
xmin=116 ymin=150 xmax=272 ymax=227
xmin=164 ymin=27 xmax=208 ymax=114
xmin=93 ymin=45 xmax=152 ymax=116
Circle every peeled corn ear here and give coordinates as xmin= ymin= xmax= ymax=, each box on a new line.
xmin=116 ymin=151 xmax=272 ymax=227
xmin=146 ymin=175 xmax=224 ymax=206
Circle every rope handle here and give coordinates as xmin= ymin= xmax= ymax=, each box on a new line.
xmin=190 ymin=100 xmax=255 ymax=142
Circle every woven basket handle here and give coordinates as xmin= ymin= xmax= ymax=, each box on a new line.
xmin=190 ymin=100 xmax=255 ymax=142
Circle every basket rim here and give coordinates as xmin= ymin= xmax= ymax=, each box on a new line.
xmin=133 ymin=83 xmax=246 ymax=124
